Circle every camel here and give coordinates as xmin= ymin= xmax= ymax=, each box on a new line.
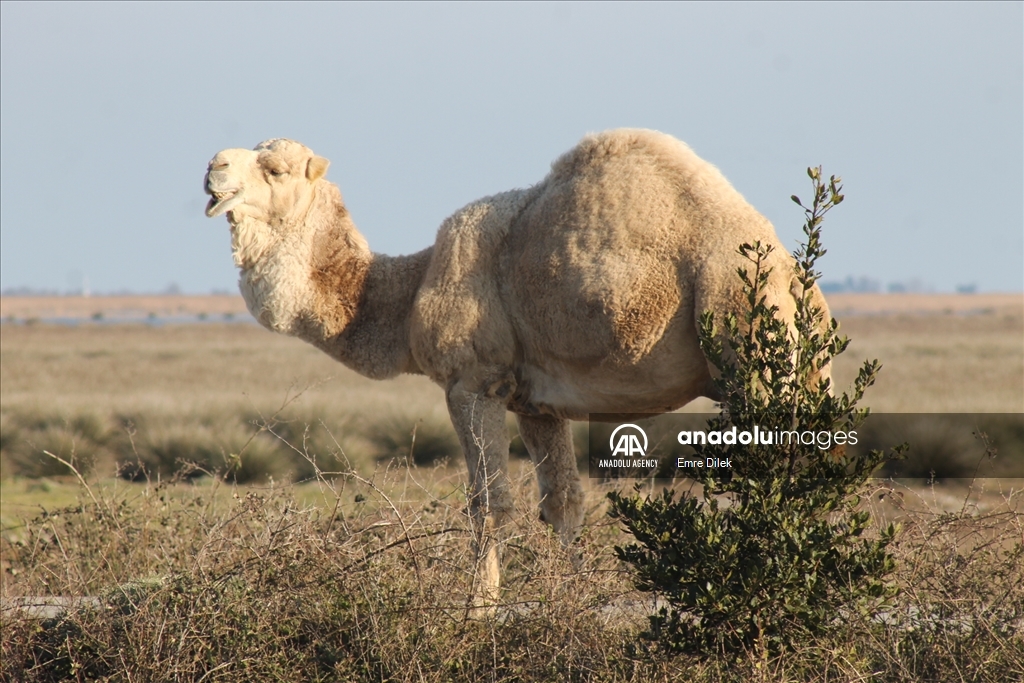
xmin=204 ymin=129 xmax=830 ymax=600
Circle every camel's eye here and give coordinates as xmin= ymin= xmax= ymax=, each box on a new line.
xmin=264 ymin=160 xmax=288 ymax=178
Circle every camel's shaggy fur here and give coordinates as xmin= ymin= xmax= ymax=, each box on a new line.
xmin=205 ymin=129 xmax=830 ymax=596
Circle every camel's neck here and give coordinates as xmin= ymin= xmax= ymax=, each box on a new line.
xmin=236 ymin=184 xmax=431 ymax=379
xmin=304 ymin=247 xmax=433 ymax=379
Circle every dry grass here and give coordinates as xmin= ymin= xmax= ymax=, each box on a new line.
xmin=827 ymin=298 xmax=1023 ymax=413
xmin=1 ymin=454 xmax=1021 ymax=681
xmin=0 ymin=322 xmax=443 ymax=417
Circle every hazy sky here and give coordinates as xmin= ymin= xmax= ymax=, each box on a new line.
xmin=1 ymin=2 xmax=1021 ymax=294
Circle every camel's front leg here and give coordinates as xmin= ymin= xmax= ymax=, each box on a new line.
xmin=445 ymin=379 xmax=513 ymax=610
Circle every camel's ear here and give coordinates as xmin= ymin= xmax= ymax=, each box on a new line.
xmin=306 ymin=155 xmax=330 ymax=181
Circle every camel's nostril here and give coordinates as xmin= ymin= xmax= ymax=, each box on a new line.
xmin=209 ymin=162 xmax=229 ymax=171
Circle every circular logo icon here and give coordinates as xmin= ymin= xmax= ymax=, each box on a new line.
xmin=609 ymin=423 xmax=648 ymax=457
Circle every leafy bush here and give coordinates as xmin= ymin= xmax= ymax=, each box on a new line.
xmin=609 ymin=168 xmax=903 ymax=656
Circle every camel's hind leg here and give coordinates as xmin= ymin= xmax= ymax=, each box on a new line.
xmin=516 ymin=414 xmax=584 ymax=545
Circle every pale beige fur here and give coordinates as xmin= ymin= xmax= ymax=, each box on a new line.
xmin=204 ymin=129 xmax=830 ymax=600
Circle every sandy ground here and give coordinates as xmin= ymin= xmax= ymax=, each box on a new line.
xmin=1 ymin=292 xmax=1021 ymax=321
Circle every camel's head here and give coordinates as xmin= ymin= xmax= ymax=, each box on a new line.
xmin=204 ymin=139 xmax=331 ymax=226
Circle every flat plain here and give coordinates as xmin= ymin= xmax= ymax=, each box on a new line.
xmin=2 ymin=292 xmax=1021 ymax=416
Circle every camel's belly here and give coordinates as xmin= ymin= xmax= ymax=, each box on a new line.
xmin=511 ymin=351 xmax=712 ymax=420
xmin=506 ymin=294 xmax=714 ymax=419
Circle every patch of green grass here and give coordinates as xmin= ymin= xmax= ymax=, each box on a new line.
xmin=1 ymin=477 xmax=86 ymax=539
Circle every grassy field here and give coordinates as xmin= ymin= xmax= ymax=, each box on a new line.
xmin=1 ymin=295 xmax=1022 ymax=680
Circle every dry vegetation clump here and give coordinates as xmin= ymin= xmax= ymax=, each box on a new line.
xmin=2 ymin=446 xmax=1022 ymax=682
xmin=0 ymin=404 xmax=449 ymax=485
xmin=0 ymin=458 xmax=673 ymax=682
xmin=0 ymin=407 xmax=295 ymax=484
xmin=862 ymin=483 xmax=1024 ymax=680
xmin=362 ymin=410 xmax=463 ymax=467
xmin=862 ymin=415 xmax=1024 ymax=479
xmin=0 ymin=400 xmax=602 ymax=491
xmin=0 ymin=411 xmax=108 ymax=479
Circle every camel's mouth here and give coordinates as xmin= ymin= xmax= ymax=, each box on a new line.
xmin=205 ymin=188 xmax=243 ymax=218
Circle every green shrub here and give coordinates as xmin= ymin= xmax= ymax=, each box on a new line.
xmin=609 ymin=168 xmax=903 ymax=656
